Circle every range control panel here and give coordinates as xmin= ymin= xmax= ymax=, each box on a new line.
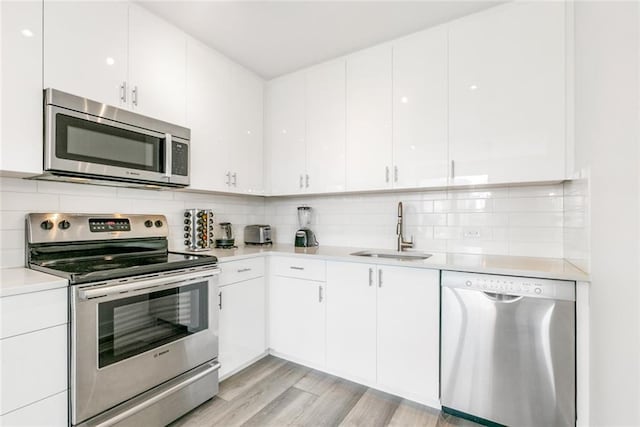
xmin=89 ymin=218 xmax=131 ymax=232
xmin=442 ymin=270 xmax=576 ymax=302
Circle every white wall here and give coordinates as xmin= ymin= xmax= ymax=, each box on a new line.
xmin=266 ymin=184 xmax=566 ymax=257
xmin=563 ymin=178 xmax=590 ymax=273
xmin=0 ymin=177 xmax=265 ymax=268
xmin=574 ymin=1 xmax=640 ymax=425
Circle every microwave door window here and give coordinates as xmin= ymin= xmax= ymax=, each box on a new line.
xmin=98 ymin=281 xmax=208 ymax=368
xmin=56 ymin=114 xmax=163 ymax=172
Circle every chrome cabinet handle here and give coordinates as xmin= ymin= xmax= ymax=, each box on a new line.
xmin=318 ymin=285 xmax=323 ymax=302
xmin=378 ymin=269 xmax=383 ymax=287
xmin=305 ymin=174 xmax=309 ymax=188
xmin=299 ymin=175 xmax=303 ymax=189
xmin=132 ymin=85 xmax=139 ymax=106
xmin=232 ymin=172 xmax=237 ymax=187
xmin=394 ymin=166 xmax=398 ymax=182
xmin=237 ymin=268 xmax=251 ymax=273
xmin=368 ymin=268 xmax=373 ymax=287
xmin=290 ymin=266 xmax=304 ymax=271
xmin=218 ymin=291 xmax=222 ymax=309
xmin=120 ymin=81 xmax=127 ymax=103
xmin=164 ymin=134 xmax=172 ymax=179
xmin=226 ymin=171 xmax=231 ymax=186
xmin=451 ymin=160 xmax=455 ymax=179
xmin=385 ymin=166 xmax=390 ymax=183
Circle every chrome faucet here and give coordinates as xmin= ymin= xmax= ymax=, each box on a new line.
xmin=396 ymin=201 xmax=414 ymax=252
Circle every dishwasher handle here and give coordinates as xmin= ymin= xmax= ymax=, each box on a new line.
xmin=482 ymin=292 xmax=523 ymax=303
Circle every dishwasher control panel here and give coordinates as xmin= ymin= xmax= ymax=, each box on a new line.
xmin=442 ymin=271 xmax=576 ymax=301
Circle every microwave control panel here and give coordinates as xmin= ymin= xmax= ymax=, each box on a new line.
xmin=172 ymin=141 xmax=189 ymax=176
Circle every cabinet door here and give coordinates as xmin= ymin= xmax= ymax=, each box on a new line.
xmin=0 ymin=391 xmax=67 ymax=427
xmin=377 ymin=266 xmax=440 ymax=406
xmin=219 ymin=277 xmax=266 ymax=378
xmin=43 ymin=1 xmax=128 ymax=107
xmin=392 ymin=27 xmax=448 ymax=189
xmin=269 ymin=276 xmax=325 ymax=366
xmin=449 ymin=2 xmax=566 ymax=185
xmin=346 ymin=45 xmax=393 ymax=191
xmin=326 ymin=262 xmax=377 ymax=383
xmin=0 ymin=0 xmax=42 ymax=175
xmin=129 ymin=4 xmax=186 ymax=125
xmin=265 ymin=73 xmax=306 ymax=195
xmin=186 ymin=38 xmax=232 ymax=192
xmin=229 ymin=64 xmax=264 ymax=195
xmin=305 ymin=59 xmax=346 ymax=193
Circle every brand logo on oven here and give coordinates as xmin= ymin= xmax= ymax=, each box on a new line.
xmin=154 ymin=349 xmax=170 ymax=358
xmin=126 ymin=171 xmax=141 ymax=176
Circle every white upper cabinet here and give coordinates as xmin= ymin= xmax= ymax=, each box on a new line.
xmin=345 ymin=45 xmax=393 ymax=191
xmin=229 ymin=64 xmax=264 ymax=195
xmin=265 ymin=72 xmax=307 ymax=195
xmin=186 ymin=38 xmax=232 ymax=192
xmin=1 ymin=0 xmax=43 ymax=175
xmin=392 ymin=27 xmax=448 ymax=189
xmin=305 ymin=59 xmax=346 ymax=193
xmin=128 ymin=4 xmax=186 ymax=125
xmin=448 ymin=2 xmax=566 ymax=185
xmin=44 ymin=1 xmax=128 ymax=108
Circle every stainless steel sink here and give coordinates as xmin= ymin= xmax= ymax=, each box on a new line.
xmin=350 ymin=250 xmax=432 ymax=261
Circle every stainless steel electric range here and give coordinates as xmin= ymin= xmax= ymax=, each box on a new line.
xmin=26 ymin=213 xmax=221 ymax=427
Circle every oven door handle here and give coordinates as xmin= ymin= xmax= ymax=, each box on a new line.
xmin=90 ymin=361 xmax=221 ymax=427
xmin=78 ymin=269 xmax=218 ymax=301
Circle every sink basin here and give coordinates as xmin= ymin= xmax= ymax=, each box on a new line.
xmin=350 ymin=250 xmax=432 ymax=261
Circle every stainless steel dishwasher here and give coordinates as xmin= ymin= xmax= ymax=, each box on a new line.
xmin=441 ymin=271 xmax=575 ymax=427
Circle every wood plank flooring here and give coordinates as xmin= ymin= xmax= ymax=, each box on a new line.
xmin=170 ymin=356 xmax=479 ymax=427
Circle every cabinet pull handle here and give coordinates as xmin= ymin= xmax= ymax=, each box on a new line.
xmin=237 ymin=268 xmax=251 ymax=273
xmin=290 ymin=266 xmax=304 ymax=271
xmin=232 ymin=172 xmax=237 ymax=187
xmin=305 ymin=174 xmax=309 ymax=188
xmin=385 ymin=166 xmax=390 ymax=183
xmin=368 ymin=268 xmax=373 ymax=287
xmin=378 ymin=269 xmax=383 ymax=287
xmin=226 ymin=171 xmax=231 ymax=186
xmin=299 ymin=175 xmax=303 ymax=189
xmin=218 ymin=291 xmax=222 ymax=310
xmin=394 ymin=166 xmax=398 ymax=183
xmin=120 ymin=81 xmax=127 ymax=103
xmin=451 ymin=160 xmax=455 ymax=179
xmin=318 ymin=285 xmax=323 ymax=302
xmin=132 ymin=86 xmax=138 ymax=106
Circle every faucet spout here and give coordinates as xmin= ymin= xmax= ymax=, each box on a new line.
xmin=396 ymin=201 xmax=414 ymax=252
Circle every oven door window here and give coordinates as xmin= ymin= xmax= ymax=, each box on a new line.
xmin=98 ymin=281 xmax=208 ymax=368
xmin=56 ymin=114 xmax=165 ymax=172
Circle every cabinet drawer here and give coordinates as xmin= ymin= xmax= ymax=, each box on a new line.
xmin=270 ymin=256 xmax=326 ymax=282
xmin=0 ymin=287 xmax=67 ymax=339
xmin=0 ymin=325 xmax=67 ymax=415
xmin=219 ymin=257 xmax=265 ymax=286
xmin=0 ymin=390 xmax=67 ymax=427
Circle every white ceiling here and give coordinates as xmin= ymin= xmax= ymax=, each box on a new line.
xmin=139 ymin=1 xmax=502 ymax=80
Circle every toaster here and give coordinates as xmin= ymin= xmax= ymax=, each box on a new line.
xmin=244 ymin=225 xmax=272 ymax=245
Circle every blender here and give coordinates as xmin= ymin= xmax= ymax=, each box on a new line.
xmin=295 ymin=206 xmax=319 ymax=247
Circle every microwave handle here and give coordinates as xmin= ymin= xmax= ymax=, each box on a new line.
xmin=164 ymin=134 xmax=172 ymax=179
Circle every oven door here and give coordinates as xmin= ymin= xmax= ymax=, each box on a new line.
xmin=45 ymin=104 xmax=189 ymax=186
xmin=71 ymin=267 xmax=219 ymax=425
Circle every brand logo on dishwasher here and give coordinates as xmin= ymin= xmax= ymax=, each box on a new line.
xmin=154 ymin=349 xmax=170 ymax=358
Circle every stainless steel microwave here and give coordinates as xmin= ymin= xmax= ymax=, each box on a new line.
xmin=43 ymin=89 xmax=190 ymax=187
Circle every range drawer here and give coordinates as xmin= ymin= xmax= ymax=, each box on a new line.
xmin=219 ymin=257 xmax=265 ymax=286
xmin=271 ymin=256 xmax=326 ymax=282
xmin=1 ymin=287 xmax=67 ymax=339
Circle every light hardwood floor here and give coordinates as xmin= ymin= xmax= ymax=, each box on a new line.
xmin=170 ymin=356 xmax=478 ymax=427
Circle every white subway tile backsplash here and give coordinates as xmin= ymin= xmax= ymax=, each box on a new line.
xmin=434 ymin=199 xmax=492 ymax=213
xmin=508 ymin=212 xmax=564 ymax=227
xmin=494 ymin=197 xmax=563 ymax=212
xmin=1 ymin=192 xmax=60 ymax=212
xmin=0 ymin=178 xmax=38 ymax=193
xmin=447 ymin=213 xmax=509 ymax=227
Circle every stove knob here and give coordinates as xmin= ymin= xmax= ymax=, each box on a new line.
xmin=58 ymin=220 xmax=71 ymax=230
xmin=40 ymin=220 xmax=54 ymax=230
xmin=144 ymin=220 xmax=153 ymax=228
xmin=155 ymin=220 xmax=163 ymax=227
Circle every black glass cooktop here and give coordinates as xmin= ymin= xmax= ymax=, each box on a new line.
xmin=30 ymin=251 xmax=217 ymax=285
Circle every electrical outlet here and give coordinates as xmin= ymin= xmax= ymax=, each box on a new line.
xmin=463 ymin=229 xmax=482 ymax=239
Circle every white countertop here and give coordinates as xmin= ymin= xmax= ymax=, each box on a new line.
xmin=0 ymin=267 xmax=68 ymax=298
xmin=184 ymin=244 xmax=590 ymax=282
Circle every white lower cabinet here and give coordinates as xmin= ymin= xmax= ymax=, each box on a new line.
xmin=0 ymin=391 xmax=67 ymax=427
xmin=269 ymin=273 xmax=326 ymax=367
xmin=218 ymin=259 xmax=267 ymax=379
xmin=325 ymin=261 xmax=440 ymax=406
